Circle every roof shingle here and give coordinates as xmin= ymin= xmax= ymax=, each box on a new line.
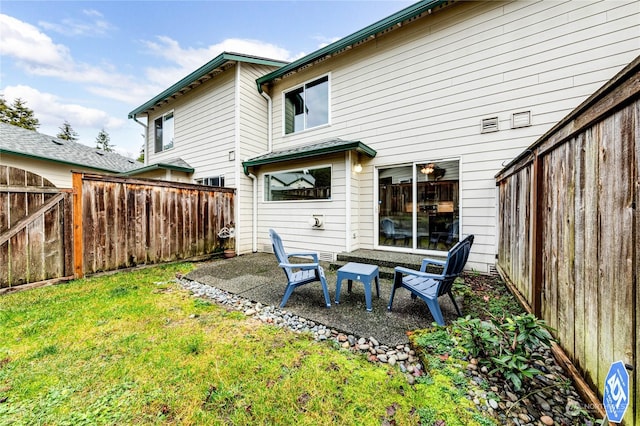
xmin=0 ymin=122 xmax=142 ymax=173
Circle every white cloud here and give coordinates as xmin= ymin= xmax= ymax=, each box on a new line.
xmin=38 ymin=8 xmax=115 ymax=37
xmin=83 ymin=9 xmax=103 ymax=18
xmin=2 ymin=85 xmax=124 ymax=130
xmin=0 ymin=14 xmax=301 ymax=107
xmin=0 ymin=14 xmax=148 ymax=104
xmin=140 ymin=36 xmax=297 ymax=88
xmin=0 ymin=14 xmax=72 ymax=69
xmin=313 ymin=35 xmax=342 ymax=49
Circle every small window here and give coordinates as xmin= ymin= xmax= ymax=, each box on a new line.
xmin=264 ymin=166 xmax=331 ymax=201
xmin=284 ymin=75 xmax=329 ymax=134
xmin=196 ymin=176 xmax=225 ymax=187
xmin=154 ymin=111 xmax=174 ymax=152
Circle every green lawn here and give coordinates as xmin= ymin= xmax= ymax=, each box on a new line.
xmin=0 ymin=263 xmax=492 ymax=425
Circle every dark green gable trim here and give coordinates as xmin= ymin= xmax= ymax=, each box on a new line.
xmin=120 ymin=162 xmax=194 ymax=176
xmin=129 ymin=52 xmax=289 ymax=118
xmin=256 ymin=0 xmax=451 ymax=92
xmin=242 ymin=139 xmax=376 ymax=175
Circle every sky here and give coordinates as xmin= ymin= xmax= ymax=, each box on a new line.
xmin=1 ymin=0 xmax=414 ymax=159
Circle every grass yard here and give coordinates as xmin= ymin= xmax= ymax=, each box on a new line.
xmin=0 ymin=263 xmax=492 ymax=425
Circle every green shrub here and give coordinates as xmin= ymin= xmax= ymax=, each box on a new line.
xmin=452 ymin=313 xmax=554 ymax=390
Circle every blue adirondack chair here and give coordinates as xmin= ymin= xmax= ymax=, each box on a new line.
xmin=388 ymin=234 xmax=474 ymax=325
xmin=269 ymin=229 xmax=331 ymax=308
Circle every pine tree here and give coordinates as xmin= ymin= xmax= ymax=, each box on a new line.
xmin=0 ymin=96 xmax=9 ymax=124
xmin=0 ymin=96 xmax=40 ymax=130
xmin=95 ymin=128 xmax=113 ymax=152
xmin=137 ymin=144 xmax=144 ymax=162
xmin=57 ymin=120 xmax=79 ymax=141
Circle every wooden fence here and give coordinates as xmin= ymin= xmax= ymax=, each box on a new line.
xmin=495 ymin=57 xmax=639 ymax=424
xmin=1 ymin=169 xmax=234 ymax=290
xmin=0 ymin=166 xmax=73 ymax=291
xmin=73 ymin=172 xmax=234 ymax=276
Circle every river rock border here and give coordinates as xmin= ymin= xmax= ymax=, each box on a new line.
xmin=176 ymin=277 xmax=424 ymax=380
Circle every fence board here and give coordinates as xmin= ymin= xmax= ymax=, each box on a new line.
xmin=572 ymin=132 xmax=586 ymax=373
xmin=635 ymin=99 xmax=640 ymax=426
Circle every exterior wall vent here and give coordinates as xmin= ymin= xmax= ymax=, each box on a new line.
xmin=481 ymin=117 xmax=499 ymax=133
xmin=511 ymin=111 xmax=531 ymax=128
xmin=318 ymin=251 xmax=335 ymax=262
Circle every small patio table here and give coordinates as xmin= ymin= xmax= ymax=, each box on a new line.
xmin=335 ymin=262 xmax=380 ymax=312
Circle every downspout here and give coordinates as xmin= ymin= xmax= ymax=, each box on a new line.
xmin=234 ymin=62 xmax=241 ymax=254
xmin=246 ymin=88 xmax=273 ymax=253
xmin=132 ymin=114 xmax=148 ymax=165
xmin=261 ymin=90 xmax=273 ymax=152
xmin=247 ymin=172 xmax=258 ymax=252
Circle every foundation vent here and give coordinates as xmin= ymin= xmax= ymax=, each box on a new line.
xmin=319 ymin=252 xmax=335 ymax=262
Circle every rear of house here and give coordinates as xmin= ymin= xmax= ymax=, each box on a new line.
xmin=128 ymin=53 xmax=289 ymax=254
xmin=245 ymin=0 xmax=639 ymax=273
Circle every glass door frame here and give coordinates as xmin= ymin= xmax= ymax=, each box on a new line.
xmin=375 ymin=157 xmax=461 ymax=254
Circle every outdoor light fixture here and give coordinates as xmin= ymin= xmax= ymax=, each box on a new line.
xmin=353 ymin=163 xmax=363 ymax=173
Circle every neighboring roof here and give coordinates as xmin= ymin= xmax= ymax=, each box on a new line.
xmin=256 ymin=0 xmax=451 ymax=91
xmin=0 ymin=122 xmax=142 ymax=174
xmin=129 ymin=52 xmax=289 ymax=119
xmin=122 ymin=157 xmax=194 ymax=176
xmin=242 ymin=138 xmax=377 ymax=174
xmin=270 ymin=172 xmax=316 ymax=187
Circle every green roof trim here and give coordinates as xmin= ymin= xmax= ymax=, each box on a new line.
xmin=129 ymin=52 xmax=289 ymax=118
xmin=120 ymin=162 xmax=195 ymax=177
xmin=256 ymin=0 xmax=450 ymax=91
xmin=242 ymin=138 xmax=376 ymax=175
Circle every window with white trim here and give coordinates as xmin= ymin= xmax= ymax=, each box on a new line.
xmin=196 ymin=176 xmax=225 ymax=187
xmin=154 ymin=111 xmax=174 ymax=152
xmin=264 ymin=166 xmax=331 ymax=201
xmin=284 ymin=75 xmax=329 ymax=134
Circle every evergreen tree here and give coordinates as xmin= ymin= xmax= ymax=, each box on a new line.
xmin=57 ymin=120 xmax=79 ymax=141
xmin=0 ymin=95 xmax=40 ymax=130
xmin=137 ymin=144 xmax=144 ymax=162
xmin=95 ymin=128 xmax=114 ymax=152
xmin=0 ymin=96 xmax=9 ymax=124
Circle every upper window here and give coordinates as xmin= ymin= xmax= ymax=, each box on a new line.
xmin=154 ymin=111 xmax=174 ymax=153
xmin=284 ymin=75 xmax=329 ymax=134
xmin=264 ymin=166 xmax=331 ymax=201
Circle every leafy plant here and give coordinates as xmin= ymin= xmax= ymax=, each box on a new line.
xmin=452 ymin=314 xmax=554 ymax=390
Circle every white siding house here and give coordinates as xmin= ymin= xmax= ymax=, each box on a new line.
xmin=127 ymin=1 xmax=639 ymax=274
xmin=246 ymin=0 xmax=639 ymax=273
xmin=128 ymin=53 xmax=289 ymax=254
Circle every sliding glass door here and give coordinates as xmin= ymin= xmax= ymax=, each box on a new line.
xmin=378 ymin=159 xmax=459 ymax=251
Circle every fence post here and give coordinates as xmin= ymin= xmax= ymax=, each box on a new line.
xmin=530 ymin=154 xmax=543 ymax=317
xmin=72 ymin=172 xmax=84 ymax=278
